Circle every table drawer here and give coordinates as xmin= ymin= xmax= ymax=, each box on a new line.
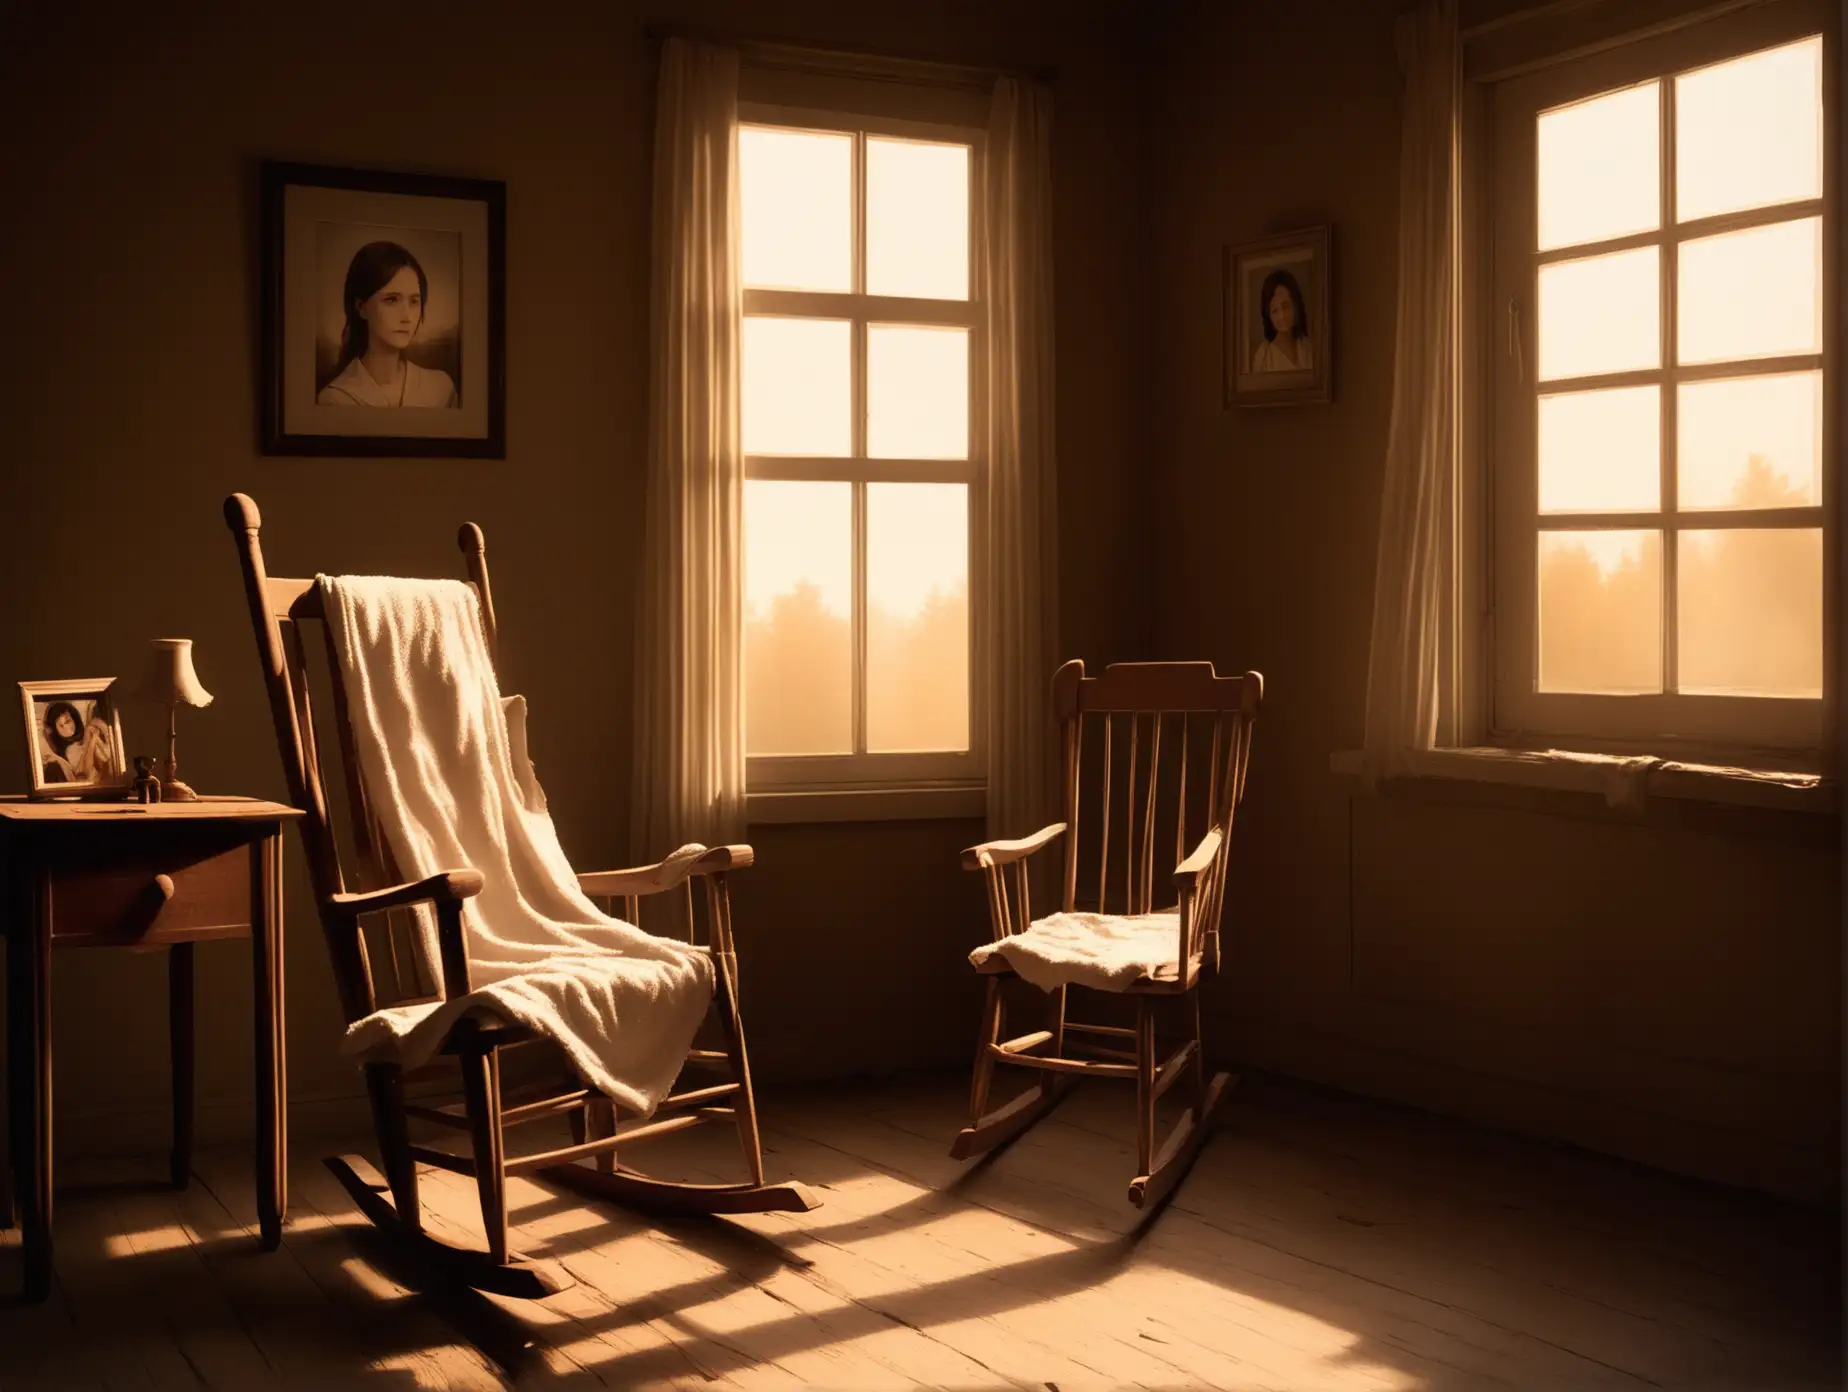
xmin=48 ymin=844 xmax=252 ymax=947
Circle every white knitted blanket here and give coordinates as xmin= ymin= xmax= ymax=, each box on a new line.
xmin=321 ymin=575 xmax=712 ymax=1115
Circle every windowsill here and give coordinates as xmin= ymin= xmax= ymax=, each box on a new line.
xmin=746 ymin=784 xmax=986 ymax=825
xmin=1328 ymin=746 xmax=1837 ymax=817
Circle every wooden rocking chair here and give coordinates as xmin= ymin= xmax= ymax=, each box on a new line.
xmin=955 ymin=660 xmax=1261 ymax=1209
xmin=223 ymin=493 xmax=817 ymax=1299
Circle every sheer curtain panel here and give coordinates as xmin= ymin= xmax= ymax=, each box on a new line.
xmin=631 ymin=38 xmax=747 ymax=858
xmin=1362 ymin=0 xmax=1461 ymax=783
xmin=981 ymin=76 xmax=1062 ymax=845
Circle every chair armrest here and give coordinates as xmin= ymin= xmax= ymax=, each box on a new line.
xmin=961 ymin=822 xmax=1066 ymax=872
xmin=329 ymin=869 xmax=485 ymax=918
xmin=1172 ymin=827 xmax=1223 ymax=893
xmin=578 ymin=843 xmax=755 ymax=898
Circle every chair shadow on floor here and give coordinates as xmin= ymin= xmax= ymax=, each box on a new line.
xmin=33 ymin=1072 xmax=1830 ymax=1392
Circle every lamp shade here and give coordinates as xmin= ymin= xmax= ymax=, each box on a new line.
xmin=134 ymin=638 xmax=214 ymax=709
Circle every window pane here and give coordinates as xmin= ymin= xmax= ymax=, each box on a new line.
xmin=744 ymin=481 xmax=852 ymax=755
xmin=867 ymin=484 xmax=969 ymax=752
xmin=1537 ymin=81 xmax=1659 ymax=252
xmin=1679 ymin=528 xmax=1822 ymax=697
xmin=1677 ymin=217 xmax=1821 ymax=366
xmin=867 ymin=324 xmax=969 ymax=459
xmin=1678 ymin=373 xmax=1822 ymax=510
xmin=742 ymin=317 xmax=852 ymax=456
xmin=1537 ymin=530 xmax=1662 ymax=693
xmin=739 ymin=127 xmax=852 ymax=292
xmin=867 ymin=138 xmax=970 ymax=300
xmin=1538 ymin=386 xmax=1659 ymax=513
xmin=1677 ymin=37 xmax=1822 ymax=224
xmin=1537 ymin=246 xmax=1659 ymax=381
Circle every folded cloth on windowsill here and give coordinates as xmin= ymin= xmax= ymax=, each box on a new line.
xmin=320 ymin=574 xmax=713 ymax=1116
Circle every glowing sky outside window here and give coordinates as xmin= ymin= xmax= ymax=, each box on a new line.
xmin=868 ymin=324 xmax=969 ymax=460
xmin=1678 ymin=373 xmax=1822 ymax=509
xmin=1677 ymin=217 xmax=1822 ymax=365
xmin=1537 ymin=81 xmax=1659 ymax=252
xmin=740 ymin=126 xmax=852 ymax=292
xmin=1538 ymin=385 xmax=1659 ymax=514
xmin=867 ymin=137 xmax=970 ymax=300
xmin=1537 ymin=246 xmax=1659 ymax=381
xmin=1677 ymin=37 xmax=1822 ymax=223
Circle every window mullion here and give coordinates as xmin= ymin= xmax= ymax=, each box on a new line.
xmin=852 ymin=474 xmax=868 ymax=758
xmin=1660 ymin=76 xmax=1680 ymax=697
xmin=851 ymin=130 xmax=869 ymax=758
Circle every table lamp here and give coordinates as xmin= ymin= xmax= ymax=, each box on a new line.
xmin=134 ymin=638 xmax=213 ymax=802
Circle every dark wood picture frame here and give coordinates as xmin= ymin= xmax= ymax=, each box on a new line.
xmin=261 ymin=161 xmax=506 ymax=458
xmin=1224 ymin=224 xmax=1333 ymax=408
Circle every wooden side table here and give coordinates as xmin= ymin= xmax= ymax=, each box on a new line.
xmin=0 ymin=796 xmax=303 ymax=1302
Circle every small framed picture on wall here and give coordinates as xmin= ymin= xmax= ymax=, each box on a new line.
xmin=261 ymin=161 xmax=506 ymax=457
xmin=1224 ymin=225 xmax=1331 ymax=407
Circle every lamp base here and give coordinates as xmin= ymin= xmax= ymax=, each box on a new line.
xmin=160 ymin=778 xmax=201 ymax=803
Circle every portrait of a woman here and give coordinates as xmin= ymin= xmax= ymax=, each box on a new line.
xmin=1249 ymin=268 xmax=1313 ymax=374
xmin=316 ymin=240 xmax=459 ymax=408
xmin=39 ymin=699 xmax=117 ymax=785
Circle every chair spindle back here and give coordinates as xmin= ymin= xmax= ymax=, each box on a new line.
xmin=1055 ymin=661 xmax=1261 ymax=974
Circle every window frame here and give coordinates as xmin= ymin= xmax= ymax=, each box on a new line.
xmin=1476 ymin=0 xmax=1838 ymax=770
xmin=737 ymin=101 xmax=989 ymax=797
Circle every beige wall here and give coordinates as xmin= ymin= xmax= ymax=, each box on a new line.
xmin=1146 ymin=0 xmax=1839 ymax=1202
xmin=0 ymin=0 xmax=1148 ymax=1152
xmin=5 ymin=0 xmax=1833 ymax=1207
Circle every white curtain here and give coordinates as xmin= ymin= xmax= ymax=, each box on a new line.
xmin=1362 ymin=0 xmax=1461 ymax=782
xmin=631 ymin=38 xmax=746 ymax=859
xmin=981 ymin=77 xmax=1062 ymax=845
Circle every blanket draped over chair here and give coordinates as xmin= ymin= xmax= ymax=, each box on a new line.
xmin=320 ymin=575 xmax=713 ymax=1115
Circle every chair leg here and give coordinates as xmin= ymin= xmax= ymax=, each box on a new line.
xmin=364 ymin=1063 xmax=421 ymax=1235
xmin=323 ymin=1152 xmax=572 ymax=1299
xmin=460 ymin=1040 xmax=508 ymax=1266
xmin=712 ymin=951 xmax=766 ymax=1187
xmin=1188 ymin=991 xmax=1209 ymax=1114
xmin=967 ymin=977 xmax=1004 ymax=1125
xmin=1134 ymin=999 xmax=1156 ymax=1179
xmin=538 ymin=930 xmax=819 ymax=1216
xmin=1128 ymin=987 xmax=1237 ymax=1210
xmin=586 ymin=1096 xmax=617 ymax=1175
xmin=950 ymin=978 xmax=1069 ymax=1161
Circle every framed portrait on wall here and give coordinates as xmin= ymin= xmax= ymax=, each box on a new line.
xmin=1224 ymin=225 xmax=1331 ymax=407
xmin=261 ymin=161 xmax=506 ymax=456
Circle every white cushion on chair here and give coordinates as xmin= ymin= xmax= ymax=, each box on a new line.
xmin=968 ymin=911 xmax=1186 ymax=993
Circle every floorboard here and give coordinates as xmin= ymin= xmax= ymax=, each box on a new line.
xmin=0 ymin=1072 xmax=1836 ymax=1390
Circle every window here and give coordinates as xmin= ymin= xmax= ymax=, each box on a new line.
xmin=738 ymin=107 xmax=984 ymax=797
xmin=1487 ymin=1 xmax=1832 ymax=763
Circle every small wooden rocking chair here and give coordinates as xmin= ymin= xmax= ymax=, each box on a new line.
xmin=223 ymin=493 xmax=817 ymax=1299
xmin=955 ymin=660 xmax=1261 ymax=1209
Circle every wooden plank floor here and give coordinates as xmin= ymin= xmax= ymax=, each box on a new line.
xmin=0 ymin=1071 xmax=1836 ymax=1390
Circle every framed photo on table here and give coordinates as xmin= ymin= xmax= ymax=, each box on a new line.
xmin=1225 ymin=225 xmax=1332 ymax=408
xmin=261 ymin=161 xmax=506 ymax=457
xmin=19 ymin=679 xmax=128 ymax=798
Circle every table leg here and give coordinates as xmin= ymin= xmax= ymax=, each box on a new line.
xmin=3 ymin=870 xmax=21 ymax=1234
xmin=22 ymin=869 xmax=52 ymax=1302
xmin=251 ymin=833 xmax=285 ymax=1250
xmin=169 ymin=942 xmax=194 ymax=1190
